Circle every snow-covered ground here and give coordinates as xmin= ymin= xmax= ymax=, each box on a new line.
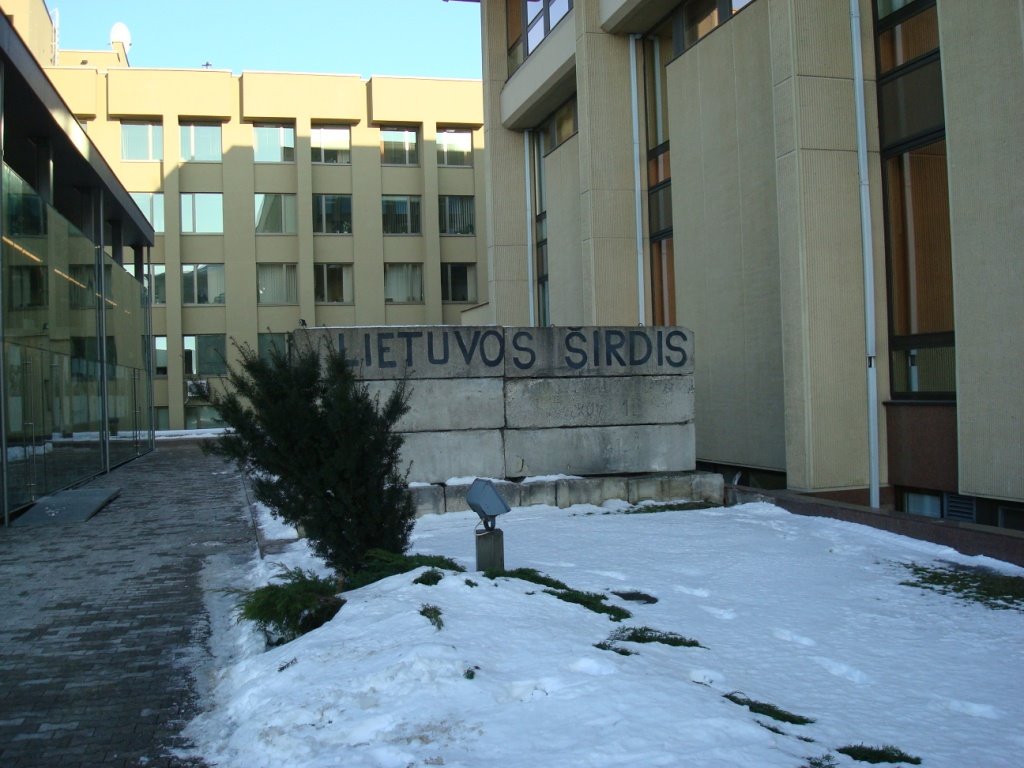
xmin=187 ymin=501 xmax=1024 ymax=768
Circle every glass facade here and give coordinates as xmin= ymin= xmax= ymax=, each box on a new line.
xmin=2 ymin=165 xmax=153 ymax=518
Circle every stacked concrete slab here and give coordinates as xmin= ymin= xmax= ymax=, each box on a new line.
xmin=306 ymin=326 xmax=695 ymax=485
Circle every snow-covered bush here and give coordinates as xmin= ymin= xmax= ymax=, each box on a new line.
xmin=206 ymin=334 xmax=416 ymax=574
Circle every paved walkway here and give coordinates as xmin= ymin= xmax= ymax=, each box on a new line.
xmin=0 ymin=440 xmax=257 ymax=767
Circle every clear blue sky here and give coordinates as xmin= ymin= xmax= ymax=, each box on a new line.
xmin=51 ymin=0 xmax=482 ymax=79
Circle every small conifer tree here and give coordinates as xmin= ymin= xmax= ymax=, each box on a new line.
xmin=206 ymin=334 xmax=415 ymax=574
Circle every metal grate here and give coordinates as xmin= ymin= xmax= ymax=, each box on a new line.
xmin=944 ymin=493 xmax=976 ymax=523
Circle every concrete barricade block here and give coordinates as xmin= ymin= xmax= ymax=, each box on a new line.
xmin=403 ymin=430 xmax=505 ymax=484
xmin=410 ymin=484 xmax=445 ymax=517
xmin=505 ymin=375 xmax=694 ymax=429
xmin=518 ymin=480 xmax=559 ymax=507
xmin=555 ymin=476 xmax=630 ymax=508
xmin=367 ymin=378 xmax=504 ymax=432
xmin=692 ymin=472 xmax=726 ymax=506
xmin=505 ymin=424 xmax=695 ymax=478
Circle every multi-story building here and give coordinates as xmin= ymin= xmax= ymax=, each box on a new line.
xmin=12 ymin=3 xmax=487 ymax=431
xmin=469 ymin=0 xmax=1023 ymax=528
xmin=1 ymin=1 xmax=155 ymax=523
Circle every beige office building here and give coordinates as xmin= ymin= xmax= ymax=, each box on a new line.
xmin=6 ymin=0 xmax=487 ymax=432
xmin=471 ymin=0 xmax=1024 ymax=527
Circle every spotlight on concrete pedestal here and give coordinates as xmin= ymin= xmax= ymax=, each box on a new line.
xmin=467 ymin=478 xmax=511 ymax=571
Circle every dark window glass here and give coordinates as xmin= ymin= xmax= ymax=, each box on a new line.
xmin=878 ymin=5 xmax=939 ymax=74
xmin=879 ymin=57 xmax=944 ymax=148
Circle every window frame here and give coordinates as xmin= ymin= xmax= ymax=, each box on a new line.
xmin=179 ymin=123 xmax=222 ymax=163
xmin=312 ymin=193 xmax=353 ymax=234
xmin=121 ymin=121 xmax=163 ymax=161
xmin=438 ymin=195 xmax=476 ymax=236
xmin=311 ymin=124 xmax=352 ymax=164
xmin=254 ymin=193 xmax=298 ymax=235
xmin=183 ymin=334 xmax=227 ymax=377
xmin=314 ymin=263 xmax=354 ymax=304
xmin=253 ymin=123 xmax=296 ymax=163
xmin=180 ymin=192 xmax=224 ymax=234
xmin=437 ymin=129 xmax=474 ymax=167
xmin=256 ymin=262 xmax=299 ymax=305
xmin=441 ymin=263 xmax=478 ymax=304
xmin=380 ymin=126 xmax=419 ymax=166
xmin=181 ymin=263 xmax=226 ymax=305
xmin=383 ymin=262 xmax=425 ymax=304
xmin=129 ymin=192 xmax=165 ymax=234
xmin=381 ymin=194 xmax=422 ymax=235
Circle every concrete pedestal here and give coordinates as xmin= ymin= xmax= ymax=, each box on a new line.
xmin=475 ymin=528 xmax=504 ymax=572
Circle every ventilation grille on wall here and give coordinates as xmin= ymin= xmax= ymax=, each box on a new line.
xmin=944 ymin=493 xmax=977 ymax=523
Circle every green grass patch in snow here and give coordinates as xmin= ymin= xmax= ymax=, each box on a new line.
xmin=413 ymin=568 xmax=444 ymax=586
xmin=483 ymin=567 xmax=569 ymax=591
xmin=900 ymin=561 xmax=1024 ymax=610
xmin=419 ymin=603 xmax=444 ymax=630
xmin=543 ymin=588 xmax=632 ymax=621
xmin=836 ymin=744 xmax=921 ymax=764
xmin=723 ymin=692 xmax=815 ymax=725
xmin=606 ymin=625 xmax=703 ymax=648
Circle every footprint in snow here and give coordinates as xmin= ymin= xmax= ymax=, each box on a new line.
xmin=934 ymin=697 xmax=1002 ymax=719
xmin=812 ymin=656 xmax=869 ymax=683
xmin=699 ymin=605 xmax=737 ymax=620
xmin=772 ymin=628 xmax=816 ymax=646
xmin=674 ymin=585 xmax=711 ymax=598
xmin=589 ymin=570 xmax=627 ymax=581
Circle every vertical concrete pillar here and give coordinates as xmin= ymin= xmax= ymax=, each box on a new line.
xmin=573 ymin=3 xmax=641 ymax=325
xmin=481 ymin=0 xmax=530 ymax=325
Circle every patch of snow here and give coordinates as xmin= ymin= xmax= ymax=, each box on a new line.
xmin=521 ymin=474 xmax=583 ymax=484
xmin=186 ymin=500 xmax=1024 ymax=768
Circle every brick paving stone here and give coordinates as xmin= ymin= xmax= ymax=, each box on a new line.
xmin=0 ymin=440 xmax=257 ymax=767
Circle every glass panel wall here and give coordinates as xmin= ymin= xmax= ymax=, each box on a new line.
xmin=2 ymin=165 xmax=153 ymax=518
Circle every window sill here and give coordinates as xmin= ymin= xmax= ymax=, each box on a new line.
xmin=181 ymin=232 xmax=225 ymax=236
xmin=383 ymin=233 xmax=423 ymax=237
xmin=384 ymin=300 xmax=425 ymax=305
xmin=256 ymin=303 xmax=299 ymax=307
xmin=255 ymin=232 xmax=298 ymax=237
xmin=438 ymin=164 xmax=473 ymax=169
xmin=313 ymin=232 xmax=353 ymax=236
xmin=312 ymin=161 xmax=352 ymax=167
xmin=254 ymin=160 xmax=296 ymax=165
xmin=315 ymin=301 xmax=354 ymax=306
xmin=180 ymin=159 xmax=223 ymax=165
xmin=440 ymin=233 xmax=476 ymax=237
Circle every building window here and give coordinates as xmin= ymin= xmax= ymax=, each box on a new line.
xmin=8 ymin=265 xmax=47 ymax=309
xmin=153 ymin=336 xmax=168 ymax=376
xmin=254 ymin=192 xmax=299 ymax=234
xmin=255 ymin=193 xmax=298 ymax=234
xmin=185 ymin=404 xmax=227 ymax=429
xmin=381 ymin=127 xmax=418 ymax=165
xmin=130 ymin=192 xmax=165 ymax=233
xmin=150 ymin=264 xmax=167 ymax=305
xmin=155 ymin=406 xmax=169 ymax=430
xmin=258 ymin=333 xmax=290 ymax=363
xmin=66 ymin=264 xmax=114 ymax=310
xmin=441 ymin=263 xmax=477 ymax=303
xmin=254 ymin=124 xmax=295 ymax=163
xmin=311 ymin=125 xmax=351 ymax=164
xmin=181 ymin=264 xmax=225 ymax=305
xmin=382 ymin=195 xmax=421 ymax=234
xmin=7 ymin=190 xmax=46 ymax=235
xmin=313 ymin=194 xmax=352 ymax=234
xmin=538 ymin=97 xmax=577 ymax=155
xmin=256 ymin=263 xmax=298 ymax=304
xmin=184 ymin=334 xmax=227 ymax=376
xmin=180 ymin=123 xmax=222 ymax=162
xmin=180 ymin=193 xmax=223 ymax=233
xmin=314 ymin=263 xmax=354 ymax=303
xmin=439 ymin=195 xmax=475 ymax=235
xmin=876 ymin=1 xmax=952 ymax=399
xmin=648 ymin=144 xmax=675 ymax=325
xmin=121 ymin=122 xmax=163 ymax=161
xmin=437 ymin=130 xmax=473 ymax=166
xmin=384 ymin=263 xmax=424 ymax=303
